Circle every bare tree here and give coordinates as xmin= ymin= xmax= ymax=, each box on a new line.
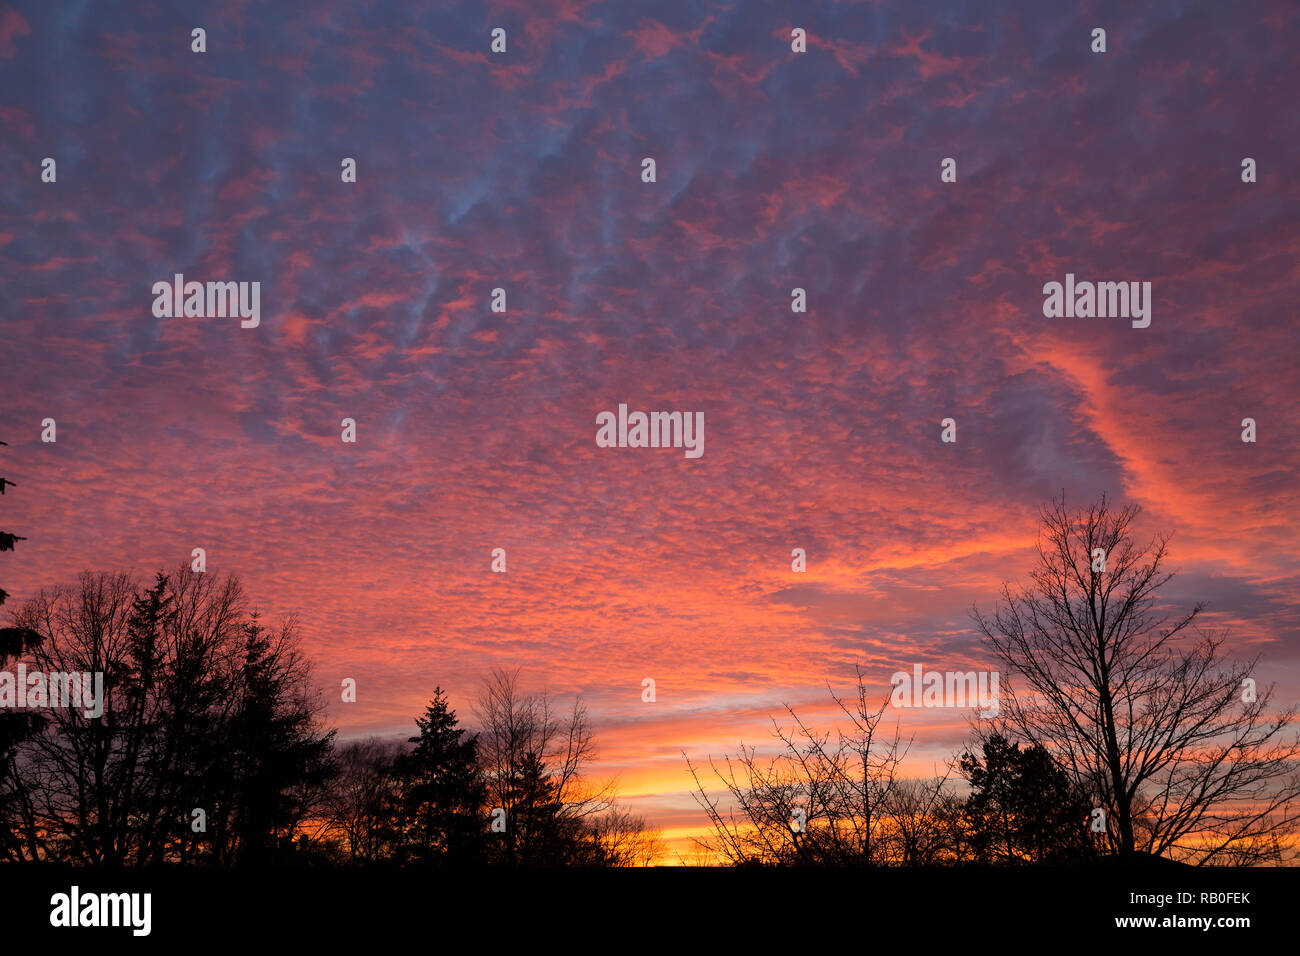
xmin=973 ymin=493 xmax=1300 ymax=864
xmin=12 ymin=570 xmax=144 ymax=863
xmin=319 ymin=737 xmax=403 ymax=863
xmin=882 ymin=773 xmax=960 ymax=866
xmin=686 ymin=666 xmax=935 ymax=866
xmin=590 ymin=806 xmax=665 ymax=866
xmin=474 ymin=667 xmax=612 ymax=864
xmin=5 ymin=567 xmax=335 ymax=865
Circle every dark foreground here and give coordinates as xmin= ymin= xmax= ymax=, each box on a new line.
xmin=0 ymin=859 xmax=1290 ymax=943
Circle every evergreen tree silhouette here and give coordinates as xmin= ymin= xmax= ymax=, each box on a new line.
xmin=392 ymin=688 xmax=486 ymax=865
xmin=0 ymin=438 xmax=41 ymax=662
xmin=961 ymin=733 xmax=1095 ymax=864
xmin=0 ymin=439 xmax=45 ymax=862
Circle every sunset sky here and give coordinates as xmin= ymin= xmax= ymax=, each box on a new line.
xmin=2 ymin=0 xmax=1298 ymax=860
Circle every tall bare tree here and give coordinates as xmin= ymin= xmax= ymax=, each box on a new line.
xmin=973 ymin=493 xmax=1300 ymax=864
xmin=474 ymin=667 xmax=612 ymax=864
xmin=5 ymin=567 xmax=335 ymax=865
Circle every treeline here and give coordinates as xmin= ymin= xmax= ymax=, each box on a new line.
xmin=325 ymin=670 xmax=661 ymax=866
xmin=689 ymin=665 xmax=1292 ymax=867
xmin=0 ymin=569 xmax=660 ymax=867
xmin=688 ymin=494 xmax=1300 ymax=867
xmin=687 ymin=670 xmax=1099 ymax=866
xmin=4 ymin=471 xmax=1297 ymax=869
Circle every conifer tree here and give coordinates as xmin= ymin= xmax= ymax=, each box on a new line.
xmin=392 ymin=688 xmax=486 ymax=865
xmin=0 ymin=439 xmax=45 ymax=862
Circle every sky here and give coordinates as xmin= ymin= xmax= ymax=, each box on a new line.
xmin=2 ymin=0 xmax=1298 ymax=861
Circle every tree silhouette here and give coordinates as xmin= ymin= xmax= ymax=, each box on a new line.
xmin=3 ymin=567 xmax=336 ymax=864
xmin=475 ymin=667 xmax=615 ymax=865
xmin=216 ymin=614 xmax=337 ymax=865
xmin=974 ymin=493 xmax=1300 ymax=864
xmin=391 ymin=688 xmax=486 ymax=865
xmin=0 ymin=438 xmax=46 ymax=862
xmin=960 ymin=733 xmax=1096 ymax=864
xmin=319 ymin=738 xmax=403 ymax=864
xmin=686 ymin=666 xmax=956 ymax=866
xmin=0 ymin=441 xmax=39 ymax=658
